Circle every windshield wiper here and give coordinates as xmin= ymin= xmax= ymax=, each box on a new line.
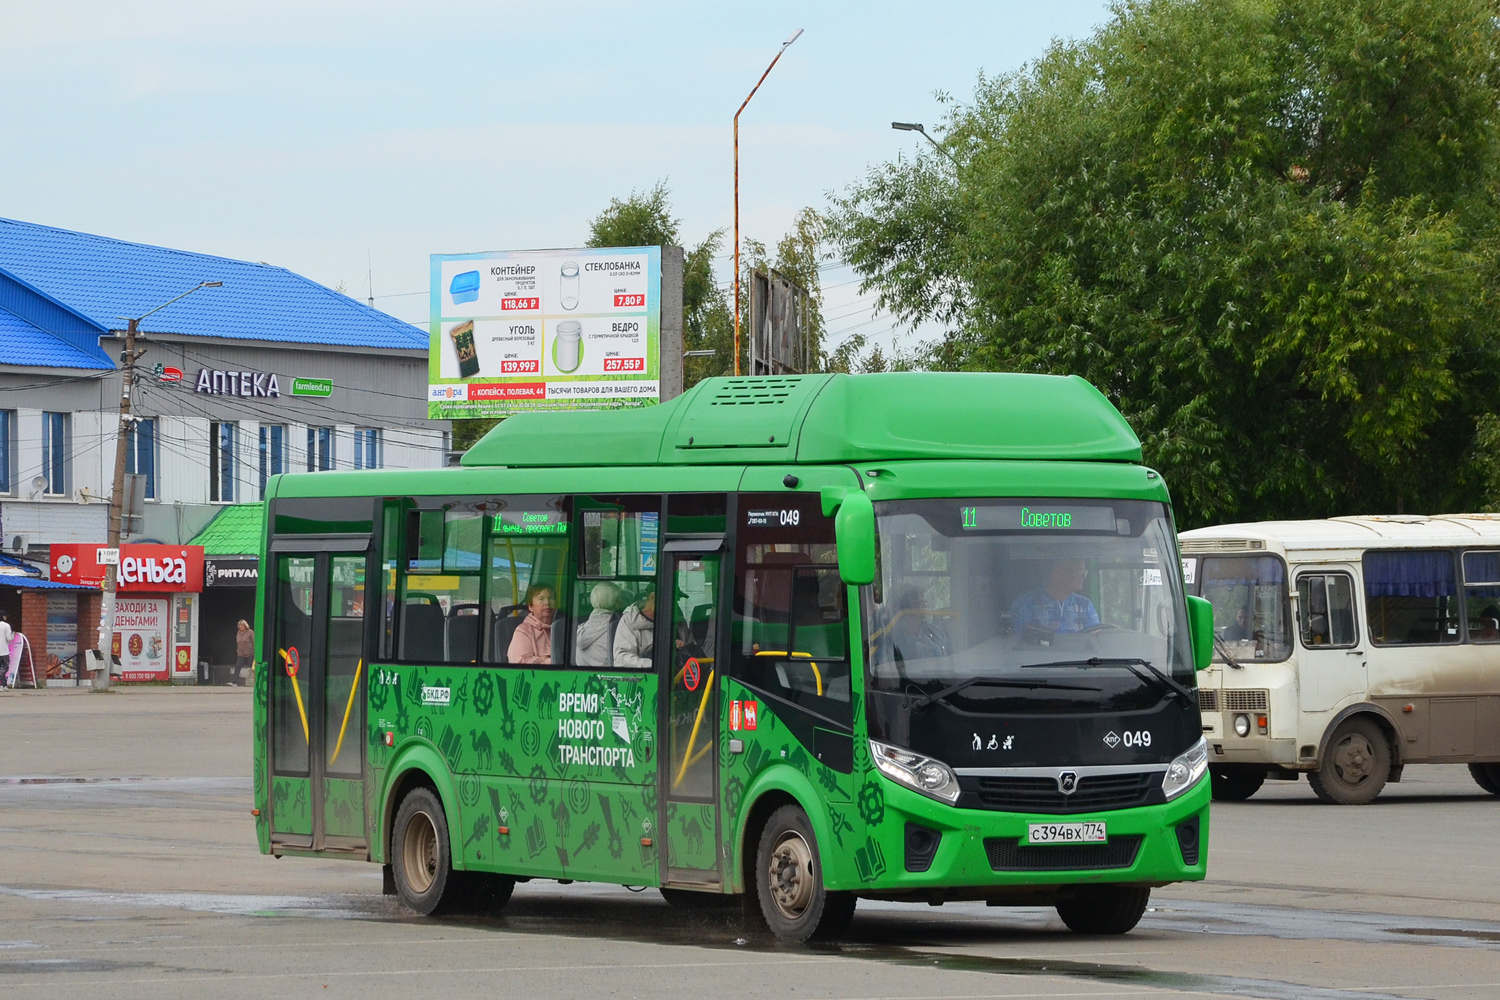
xmin=909 ymin=675 xmax=1102 ymax=711
xmin=1020 ymin=657 xmax=1197 ymax=707
xmin=1213 ymin=635 xmax=1245 ymax=670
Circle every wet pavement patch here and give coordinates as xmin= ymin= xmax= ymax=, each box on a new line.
xmin=0 ymin=957 xmax=151 ymax=974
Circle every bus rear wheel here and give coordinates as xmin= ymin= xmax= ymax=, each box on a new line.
xmin=1309 ymin=718 xmax=1389 ymax=805
xmin=1209 ymin=766 xmax=1266 ymax=801
xmin=1469 ymin=763 xmax=1500 ymax=796
xmin=751 ymin=805 xmax=856 ymax=942
xmin=392 ymin=788 xmax=467 ymax=915
xmin=1056 ymin=885 xmax=1151 ymax=934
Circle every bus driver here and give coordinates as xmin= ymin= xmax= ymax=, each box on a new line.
xmin=1011 ymin=558 xmax=1100 ymax=634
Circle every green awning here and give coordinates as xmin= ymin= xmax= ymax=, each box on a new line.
xmin=189 ymin=503 xmax=264 ymax=556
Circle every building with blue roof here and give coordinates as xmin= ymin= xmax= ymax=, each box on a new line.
xmin=0 ymin=217 xmax=444 ymax=678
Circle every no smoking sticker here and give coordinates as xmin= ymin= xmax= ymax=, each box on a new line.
xmin=683 ymin=657 xmax=701 ymax=692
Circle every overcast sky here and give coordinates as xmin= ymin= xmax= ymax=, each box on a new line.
xmin=0 ymin=0 xmax=1111 ymax=353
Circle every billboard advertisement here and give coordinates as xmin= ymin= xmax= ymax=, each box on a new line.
xmin=51 ymin=544 xmax=205 ymax=593
xmin=428 ymin=246 xmax=662 ymax=418
xmin=112 ymin=596 xmax=170 ymax=682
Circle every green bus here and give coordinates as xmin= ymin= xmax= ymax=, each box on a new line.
xmin=252 ymin=372 xmax=1214 ymax=941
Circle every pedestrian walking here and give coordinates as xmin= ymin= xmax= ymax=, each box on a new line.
xmin=0 ymin=612 xmax=12 ymax=688
xmin=235 ymin=619 xmax=255 ymax=686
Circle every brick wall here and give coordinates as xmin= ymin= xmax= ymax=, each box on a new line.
xmin=20 ymin=590 xmax=48 ymax=683
xmin=78 ymin=592 xmax=102 ymax=653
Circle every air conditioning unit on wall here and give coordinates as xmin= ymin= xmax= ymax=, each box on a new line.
xmin=6 ymin=534 xmax=29 ymax=554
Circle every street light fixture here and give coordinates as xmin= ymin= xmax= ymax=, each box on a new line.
xmin=892 ymin=121 xmax=957 ymax=164
xmin=733 ymin=28 xmax=804 ymax=377
xmin=93 ymin=280 xmax=223 ymax=691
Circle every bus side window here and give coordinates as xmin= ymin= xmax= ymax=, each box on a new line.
xmin=569 ymin=495 xmax=659 ymax=669
xmin=1363 ymin=550 xmax=1460 ymax=646
xmin=400 ymin=508 xmax=482 ymax=664
xmin=1462 ymin=550 xmax=1500 ymax=643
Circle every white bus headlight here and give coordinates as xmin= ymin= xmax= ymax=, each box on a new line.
xmin=1162 ymin=738 xmax=1209 ymax=800
xmin=1233 ymin=713 xmax=1251 ymax=737
xmin=870 ymin=739 xmax=962 ymax=804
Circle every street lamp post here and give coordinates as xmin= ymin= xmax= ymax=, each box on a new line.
xmin=93 ymin=281 xmax=223 ymax=691
xmin=891 ymin=121 xmax=958 ymax=164
xmin=733 ymin=28 xmax=803 ymax=377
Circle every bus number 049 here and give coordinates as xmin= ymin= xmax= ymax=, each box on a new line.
xmin=1122 ymin=730 xmax=1151 ymax=747
xmin=780 ymin=509 xmax=800 ymax=526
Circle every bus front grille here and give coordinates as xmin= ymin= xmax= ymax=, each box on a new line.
xmin=1197 ymin=689 xmax=1219 ymax=712
xmin=961 ymin=772 xmax=1160 ymax=814
xmin=1223 ymin=689 xmax=1269 ymax=712
xmin=984 ymin=835 xmax=1143 ymax=872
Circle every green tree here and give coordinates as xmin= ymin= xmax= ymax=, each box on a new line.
xmin=829 ymin=0 xmax=1500 ymax=525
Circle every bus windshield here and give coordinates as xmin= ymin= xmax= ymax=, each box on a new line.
xmin=1188 ymin=554 xmax=1292 ymax=662
xmin=868 ymin=498 xmax=1195 ymax=707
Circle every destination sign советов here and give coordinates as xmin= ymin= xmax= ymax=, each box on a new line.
xmin=960 ymin=505 xmax=1118 ymax=532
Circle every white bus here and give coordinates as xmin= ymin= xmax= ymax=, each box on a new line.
xmin=1180 ymin=515 xmax=1500 ymax=804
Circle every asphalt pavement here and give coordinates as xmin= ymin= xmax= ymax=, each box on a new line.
xmin=2 ymin=686 xmax=1498 ymax=999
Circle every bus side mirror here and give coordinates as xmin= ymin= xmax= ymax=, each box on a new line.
xmin=1186 ymin=595 xmax=1214 ymax=672
xmin=822 ymin=487 xmax=876 ymax=586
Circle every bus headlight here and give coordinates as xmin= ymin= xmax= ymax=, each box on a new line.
xmin=1233 ymin=713 xmax=1251 ymax=737
xmin=1161 ymin=738 xmax=1209 ymax=800
xmin=870 ymin=740 xmax=962 ymax=805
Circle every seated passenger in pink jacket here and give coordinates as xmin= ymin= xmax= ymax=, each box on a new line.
xmin=508 ymin=584 xmax=556 ymax=664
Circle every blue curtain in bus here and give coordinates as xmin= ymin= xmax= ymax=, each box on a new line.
xmin=1363 ymin=551 xmax=1456 ymax=597
xmin=1463 ymin=551 xmax=1500 ymax=585
xmin=1201 ymin=556 xmax=1285 ymax=586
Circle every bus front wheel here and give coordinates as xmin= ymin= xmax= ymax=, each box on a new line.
xmin=1209 ymin=766 xmax=1266 ymax=801
xmin=392 ymin=787 xmax=467 ymax=915
xmin=751 ymin=804 xmax=856 ymax=942
xmin=1056 ymin=885 xmax=1151 ymax=934
xmin=1309 ymin=717 xmax=1389 ymax=805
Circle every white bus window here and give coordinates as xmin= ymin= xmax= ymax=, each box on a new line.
xmin=1462 ymin=550 xmax=1500 ymax=643
xmin=1363 ymin=550 xmax=1460 ymax=645
xmin=1297 ymin=573 xmax=1357 ymax=647
xmin=1198 ymin=556 xmax=1291 ymax=662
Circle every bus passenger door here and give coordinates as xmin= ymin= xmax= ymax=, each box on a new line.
xmin=1296 ymin=569 xmax=1365 ymax=714
xmin=268 ymin=549 xmax=369 ymax=853
xmin=659 ymin=545 xmax=725 ymax=885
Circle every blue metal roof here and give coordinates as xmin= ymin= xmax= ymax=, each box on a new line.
xmin=0 ymin=218 xmax=426 ymax=350
xmin=0 ymin=308 xmax=111 ymax=369
xmin=0 ymin=577 xmax=90 ymax=590
xmin=0 ymin=554 xmax=41 ymax=577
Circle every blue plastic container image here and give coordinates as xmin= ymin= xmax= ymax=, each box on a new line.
xmin=449 ymin=270 xmax=481 ymax=305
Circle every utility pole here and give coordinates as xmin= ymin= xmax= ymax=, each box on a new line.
xmin=94 ymin=317 xmax=137 ymax=690
xmin=93 ymin=282 xmax=222 ymax=690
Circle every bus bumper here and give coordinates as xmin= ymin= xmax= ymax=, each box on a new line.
xmin=830 ymin=772 xmax=1209 ymax=899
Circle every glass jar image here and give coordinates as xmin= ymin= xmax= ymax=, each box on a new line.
xmin=553 ymin=320 xmax=583 ymax=373
xmin=559 ymin=261 xmax=580 ymax=310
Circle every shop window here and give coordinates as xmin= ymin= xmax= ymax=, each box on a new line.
xmin=210 ymin=421 xmax=237 ymax=502
xmin=1363 ymin=550 xmax=1460 ymax=645
xmin=307 ymin=426 xmax=334 ymax=472
xmin=732 ymin=492 xmax=851 ymax=725
xmin=354 ymin=428 xmax=381 ymax=470
xmin=42 ymin=412 xmax=68 ymax=495
xmin=259 ymin=424 xmax=286 ymax=497
xmin=125 ymin=418 xmax=156 ymax=500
